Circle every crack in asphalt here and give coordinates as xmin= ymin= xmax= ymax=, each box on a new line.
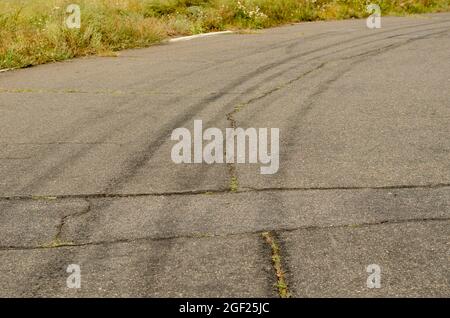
xmin=262 ymin=231 xmax=291 ymax=298
xmin=57 ymin=198 xmax=92 ymax=239
xmin=40 ymin=199 xmax=92 ymax=248
xmin=1 ymin=216 xmax=448 ymax=252
xmin=0 ymin=142 xmax=140 ymax=146
xmin=0 ymin=87 xmax=248 ymax=97
xmin=1 ymin=182 xmax=450 ymax=201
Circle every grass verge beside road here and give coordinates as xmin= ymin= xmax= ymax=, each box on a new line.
xmin=1 ymin=0 xmax=450 ymax=69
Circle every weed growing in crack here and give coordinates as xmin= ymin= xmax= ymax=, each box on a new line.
xmin=41 ymin=238 xmax=75 ymax=248
xmin=262 ymin=231 xmax=290 ymax=298
xmin=230 ymin=176 xmax=239 ymax=192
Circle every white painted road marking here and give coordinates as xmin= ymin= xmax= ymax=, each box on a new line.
xmin=168 ymin=31 xmax=234 ymax=43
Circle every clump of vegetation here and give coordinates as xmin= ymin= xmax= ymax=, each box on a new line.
xmin=262 ymin=231 xmax=290 ymax=298
xmin=1 ymin=0 xmax=449 ymax=69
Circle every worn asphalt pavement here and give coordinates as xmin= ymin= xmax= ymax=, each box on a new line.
xmin=0 ymin=13 xmax=449 ymax=297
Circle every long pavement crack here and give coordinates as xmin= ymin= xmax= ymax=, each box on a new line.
xmin=2 ymin=182 xmax=450 ymax=201
xmin=0 ymin=87 xmax=246 ymax=97
xmin=262 ymin=231 xmax=291 ymax=298
xmin=2 ymin=216 xmax=448 ymax=251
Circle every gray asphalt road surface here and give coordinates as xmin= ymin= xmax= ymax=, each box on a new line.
xmin=0 ymin=13 xmax=449 ymax=297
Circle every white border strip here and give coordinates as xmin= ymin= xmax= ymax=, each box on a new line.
xmin=168 ymin=30 xmax=233 ymax=43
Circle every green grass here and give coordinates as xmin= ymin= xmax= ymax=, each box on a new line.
xmin=229 ymin=175 xmax=239 ymax=192
xmin=41 ymin=238 xmax=75 ymax=248
xmin=1 ymin=0 xmax=450 ymax=69
xmin=262 ymin=232 xmax=291 ymax=298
